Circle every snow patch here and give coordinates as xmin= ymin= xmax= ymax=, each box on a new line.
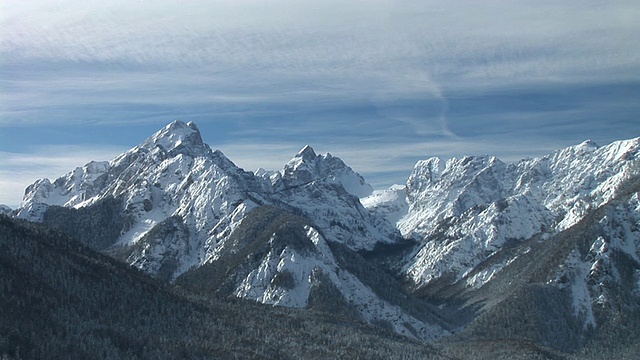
xmin=361 ymin=185 xmax=409 ymax=225
xmin=565 ymin=250 xmax=597 ymax=329
xmin=392 ymin=137 xmax=640 ymax=290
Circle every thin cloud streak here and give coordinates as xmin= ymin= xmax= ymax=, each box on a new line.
xmin=3 ymin=2 xmax=639 ymax=82
xmin=2 ymin=1 xmax=639 ymax=131
xmin=1 ymin=1 xmax=639 ymax=205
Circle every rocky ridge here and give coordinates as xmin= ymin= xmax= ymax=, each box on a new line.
xmin=13 ymin=120 xmax=640 ymax=353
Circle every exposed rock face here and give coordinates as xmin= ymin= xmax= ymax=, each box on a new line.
xmin=14 ymin=121 xmax=640 ymax=350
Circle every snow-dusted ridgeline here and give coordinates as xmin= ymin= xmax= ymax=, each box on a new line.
xmin=363 ymin=137 xmax=640 ymax=290
xmin=12 ymin=119 xmax=640 ymax=344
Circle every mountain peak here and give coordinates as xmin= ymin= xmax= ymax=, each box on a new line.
xmin=278 ymin=145 xmax=374 ymax=199
xmin=141 ymin=120 xmax=207 ymax=156
xmin=575 ymin=139 xmax=599 ymax=151
xmin=295 ymin=145 xmax=317 ymax=160
xmin=163 ymin=120 xmax=199 ymax=134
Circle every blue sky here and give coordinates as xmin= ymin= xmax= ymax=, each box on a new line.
xmin=1 ymin=0 xmax=640 ymax=206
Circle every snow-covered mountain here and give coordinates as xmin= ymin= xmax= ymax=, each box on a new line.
xmin=17 ymin=121 xmax=396 ymax=277
xmin=14 ymin=120 xmax=420 ymax=336
xmin=436 ymin=178 xmax=640 ymax=356
xmin=359 ymin=136 xmax=640 ymax=355
xmin=265 ymin=145 xmax=398 ymax=251
xmin=364 ymin=137 xmax=640 ymax=292
xmin=177 ymin=205 xmax=447 ymax=341
xmin=19 ymin=121 xmax=267 ymax=278
xmin=13 ymin=120 xmax=640 ymax=352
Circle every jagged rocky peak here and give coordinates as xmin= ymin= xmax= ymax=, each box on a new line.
xmin=405 ymin=154 xmax=506 ymax=208
xmin=296 ymin=144 xmax=317 ymax=159
xmin=574 ymin=139 xmax=599 ymax=151
xmin=254 ymin=167 xmax=274 ymax=178
xmin=16 ymin=158 xmax=113 ymax=218
xmin=278 ymin=145 xmax=373 ymax=198
xmin=283 ymin=145 xmax=319 ymax=174
xmin=407 ymin=157 xmax=446 ymax=193
xmin=140 ymin=120 xmax=209 ymax=157
xmin=391 ymin=136 xmax=640 ymax=292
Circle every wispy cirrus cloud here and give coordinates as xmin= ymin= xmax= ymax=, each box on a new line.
xmin=1 ymin=1 xmax=639 ymax=205
xmin=3 ymin=0 xmax=638 ymax=127
xmin=4 ymin=1 xmax=638 ymax=101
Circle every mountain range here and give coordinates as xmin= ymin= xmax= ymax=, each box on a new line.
xmin=3 ymin=120 xmax=639 ymax=359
